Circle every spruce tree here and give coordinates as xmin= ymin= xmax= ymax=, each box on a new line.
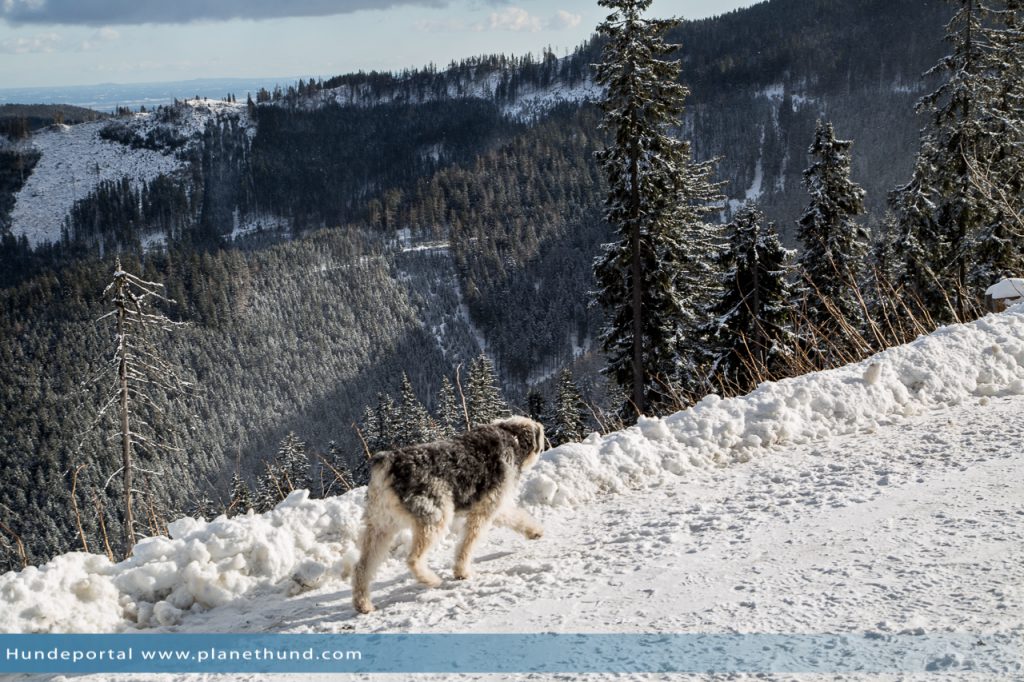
xmin=466 ymin=354 xmax=509 ymax=426
xmin=395 ymin=373 xmax=439 ymax=447
xmin=436 ymin=376 xmax=464 ymax=437
xmin=890 ymin=0 xmax=1004 ymax=320
xmin=526 ymin=389 xmax=547 ymax=425
xmin=372 ymin=393 xmax=398 ymax=450
xmin=255 ymin=461 xmax=284 ymax=513
xmin=551 ymin=369 xmax=588 ymax=446
xmin=593 ymin=0 xmax=725 ymax=419
xmin=795 ymin=120 xmax=869 ymax=352
xmin=970 ymin=0 xmax=1024 ymax=283
xmin=228 ymin=473 xmax=253 ymax=516
xmin=704 ymin=204 xmax=796 ymax=393
xmin=276 ymin=432 xmax=310 ymax=493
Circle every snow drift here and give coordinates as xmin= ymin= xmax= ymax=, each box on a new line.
xmin=2 ymin=305 xmax=1023 ymax=633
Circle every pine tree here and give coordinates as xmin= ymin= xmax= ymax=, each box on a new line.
xmin=228 ymin=472 xmax=254 ymax=517
xmin=593 ymin=0 xmax=725 ymax=419
xmin=890 ymin=0 xmax=1004 ymax=320
xmin=526 ymin=389 xmax=547 ymax=425
xmin=436 ymin=375 xmax=464 ymax=437
xmin=466 ymin=354 xmax=509 ymax=426
xmin=970 ymin=0 xmax=1024 ymax=283
xmin=395 ymin=373 xmax=439 ymax=447
xmin=551 ymin=369 xmax=588 ymax=446
xmin=254 ymin=461 xmax=284 ymax=513
xmin=704 ymin=204 xmax=796 ymax=393
xmin=372 ymin=393 xmax=398 ymax=450
xmin=795 ymin=120 xmax=869 ymax=353
xmin=358 ymin=405 xmax=381 ymax=453
xmin=275 ymin=432 xmax=310 ymax=493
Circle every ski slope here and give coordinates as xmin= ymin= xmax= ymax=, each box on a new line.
xmin=2 ymin=306 xmax=1023 ymax=680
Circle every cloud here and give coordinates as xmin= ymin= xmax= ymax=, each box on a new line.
xmin=78 ymin=26 xmax=119 ymax=50
xmin=486 ymin=6 xmax=541 ymax=32
xmin=416 ymin=6 xmax=581 ymax=33
xmin=0 ymin=30 xmax=61 ymax=53
xmin=550 ymin=9 xmax=581 ymax=30
xmin=1 ymin=0 xmax=448 ymax=26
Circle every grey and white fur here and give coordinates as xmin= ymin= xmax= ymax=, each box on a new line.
xmin=350 ymin=416 xmax=546 ymax=614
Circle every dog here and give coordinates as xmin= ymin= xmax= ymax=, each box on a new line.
xmin=350 ymin=415 xmax=546 ymax=614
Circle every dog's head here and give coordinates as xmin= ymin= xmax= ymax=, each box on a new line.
xmin=495 ymin=416 xmax=546 ymax=471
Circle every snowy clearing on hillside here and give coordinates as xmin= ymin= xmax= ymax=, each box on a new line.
xmin=9 ymin=121 xmax=183 ymax=247
xmin=9 ymin=100 xmax=249 ymax=247
xmin=2 ymin=307 xmax=1023 ymax=679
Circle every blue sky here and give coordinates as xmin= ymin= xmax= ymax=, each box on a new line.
xmin=0 ymin=1 xmax=758 ymax=89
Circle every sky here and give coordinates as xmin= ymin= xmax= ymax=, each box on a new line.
xmin=0 ymin=0 xmax=758 ymax=90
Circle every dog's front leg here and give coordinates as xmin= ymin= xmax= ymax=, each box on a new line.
xmin=493 ymin=506 xmax=544 ymax=540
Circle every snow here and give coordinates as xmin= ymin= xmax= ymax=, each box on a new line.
xmin=9 ymin=120 xmax=183 ymax=247
xmin=502 ymin=80 xmax=603 ymax=121
xmin=321 ymin=71 xmax=601 ymax=122
xmin=9 ymin=99 xmax=251 ymax=248
xmin=2 ymin=307 xmax=1024 ymax=679
xmin=986 ymin=277 xmax=1024 ymax=301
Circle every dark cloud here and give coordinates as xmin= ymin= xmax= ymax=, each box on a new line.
xmin=1 ymin=0 xmax=451 ymax=26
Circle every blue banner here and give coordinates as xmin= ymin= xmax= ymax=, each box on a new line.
xmin=0 ymin=633 xmax=1018 ymax=674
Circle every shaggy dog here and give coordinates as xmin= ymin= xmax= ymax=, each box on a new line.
xmin=350 ymin=416 xmax=546 ymax=614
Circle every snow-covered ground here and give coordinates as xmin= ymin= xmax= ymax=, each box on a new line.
xmin=2 ymin=306 xmax=1023 ymax=679
xmin=9 ymin=99 xmax=249 ymax=247
xmin=9 ymin=121 xmax=182 ymax=247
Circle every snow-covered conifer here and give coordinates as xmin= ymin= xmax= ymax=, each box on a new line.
xmin=551 ymin=369 xmax=588 ymax=446
xmin=704 ymin=204 xmax=796 ymax=393
xmin=88 ymin=258 xmax=194 ymax=557
xmin=395 ymin=373 xmax=439 ymax=447
xmin=227 ymin=472 xmax=253 ymax=517
xmin=275 ymin=432 xmax=310 ymax=493
xmin=466 ymin=354 xmax=509 ymax=427
xmin=593 ymin=0 xmax=725 ymax=418
xmin=890 ymin=0 xmax=1012 ymax=319
xmin=795 ymin=120 xmax=869 ymax=352
xmin=436 ymin=376 xmax=464 ymax=437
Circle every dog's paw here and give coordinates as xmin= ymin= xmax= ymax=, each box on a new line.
xmin=353 ymin=598 xmax=375 ymax=615
xmin=411 ymin=569 xmax=443 ymax=588
xmin=525 ymin=527 xmax=544 ymax=540
xmin=453 ymin=566 xmax=473 ymax=580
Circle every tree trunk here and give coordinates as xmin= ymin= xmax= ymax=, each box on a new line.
xmin=117 ymin=290 xmax=135 ymax=558
xmin=629 ymin=134 xmax=644 ymax=417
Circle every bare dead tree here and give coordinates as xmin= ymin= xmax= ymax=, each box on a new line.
xmin=85 ymin=258 xmax=195 ymax=558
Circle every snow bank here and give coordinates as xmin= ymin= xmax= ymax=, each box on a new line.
xmin=521 ymin=308 xmax=1024 ymax=506
xmin=0 ymin=490 xmax=365 ymax=633
xmin=986 ymin=278 xmax=1024 ymax=302
xmin=2 ymin=308 xmax=1023 ymax=633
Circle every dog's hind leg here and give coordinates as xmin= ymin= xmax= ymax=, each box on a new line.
xmin=351 ymin=520 xmax=398 ymax=614
xmin=494 ymin=506 xmax=543 ymax=539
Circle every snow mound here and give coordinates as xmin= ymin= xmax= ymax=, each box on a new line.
xmin=2 ymin=309 xmax=1023 ymax=633
xmin=986 ymin=278 xmax=1024 ymax=302
xmin=0 ymin=490 xmax=364 ymax=633
xmin=521 ymin=309 xmax=1024 ymax=506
